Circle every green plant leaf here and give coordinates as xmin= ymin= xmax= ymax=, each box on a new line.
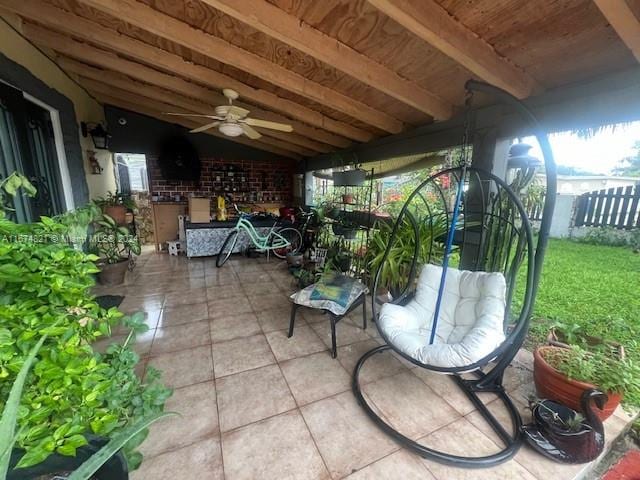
xmin=67 ymin=412 xmax=177 ymax=480
xmin=0 ymin=334 xmax=48 ymax=477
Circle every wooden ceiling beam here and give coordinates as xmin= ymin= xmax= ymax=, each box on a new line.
xmin=76 ymin=0 xmax=404 ymax=134
xmin=200 ymin=0 xmax=452 ymax=120
xmin=594 ymin=0 xmax=640 ymax=63
xmin=58 ymin=57 xmax=331 ymax=154
xmin=27 ymin=25 xmax=348 ymax=149
xmin=366 ymin=0 xmax=540 ymax=99
xmin=95 ymin=92 xmax=302 ymax=160
xmin=1 ymin=1 xmax=371 ymax=143
xmin=81 ymin=78 xmax=310 ymax=158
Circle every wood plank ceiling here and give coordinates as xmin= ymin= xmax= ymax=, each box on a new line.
xmin=1 ymin=0 xmax=638 ymax=160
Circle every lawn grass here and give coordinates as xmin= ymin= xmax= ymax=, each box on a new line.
xmin=527 ymin=238 xmax=640 ymax=355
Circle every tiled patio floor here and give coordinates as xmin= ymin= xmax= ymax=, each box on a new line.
xmin=94 ymin=250 xmax=634 ymax=480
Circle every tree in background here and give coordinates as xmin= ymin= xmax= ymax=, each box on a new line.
xmin=613 ymin=141 xmax=640 ymax=177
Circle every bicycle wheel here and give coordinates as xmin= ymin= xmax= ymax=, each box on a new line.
xmin=216 ymin=230 xmax=239 ymax=267
xmin=270 ymin=227 xmax=302 ymax=259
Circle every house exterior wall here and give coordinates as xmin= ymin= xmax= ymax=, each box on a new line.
xmin=0 ymin=14 xmax=116 ymax=203
xmin=536 ymin=174 xmax=638 ymax=195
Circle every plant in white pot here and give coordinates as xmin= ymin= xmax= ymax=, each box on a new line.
xmin=92 ymin=214 xmax=141 ymax=285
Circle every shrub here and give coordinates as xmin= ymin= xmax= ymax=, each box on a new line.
xmin=0 ymin=212 xmax=170 ymax=469
xmin=574 ymin=226 xmax=637 ymax=249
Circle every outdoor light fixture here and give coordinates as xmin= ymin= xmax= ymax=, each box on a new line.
xmin=507 ymin=142 xmax=542 ymax=189
xmin=81 ymin=122 xmax=111 ymax=150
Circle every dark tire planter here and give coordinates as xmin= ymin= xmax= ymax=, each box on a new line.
xmin=8 ymin=436 xmax=128 ymax=480
xmin=98 ymin=258 xmax=130 ymax=286
xmin=533 ymin=346 xmax=621 ymax=421
xmin=103 ymin=205 xmax=127 ymax=225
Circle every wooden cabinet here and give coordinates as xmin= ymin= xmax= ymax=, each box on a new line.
xmin=152 ymin=203 xmax=187 ymax=251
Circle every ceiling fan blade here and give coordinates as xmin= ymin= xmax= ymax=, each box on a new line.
xmin=164 ymin=112 xmax=222 ymax=119
xmin=228 ymin=106 xmax=250 ymax=118
xmin=243 ymin=118 xmax=293 ymax=132
xmin=241 ymin=124 xmax=262 ymax=139
xmin=189 ymin=121 xmax=220 ymax=133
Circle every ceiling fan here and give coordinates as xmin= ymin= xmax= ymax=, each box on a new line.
xmin=164 ymin=89 xmax=293 ymax=139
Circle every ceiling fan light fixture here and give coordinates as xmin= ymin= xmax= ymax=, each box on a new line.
xmin=219 ymin=122 xmax=244 ymax=137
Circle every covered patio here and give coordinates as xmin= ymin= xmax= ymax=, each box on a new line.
xmin=1 ymin=0 xmax=640 ymax=479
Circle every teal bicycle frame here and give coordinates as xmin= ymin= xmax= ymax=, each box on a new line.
xmin=233 ymin=213 xmax=290 ymax=253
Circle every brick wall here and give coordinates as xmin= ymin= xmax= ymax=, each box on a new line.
xmin=148 ymin=155 xmax=295 ymax=204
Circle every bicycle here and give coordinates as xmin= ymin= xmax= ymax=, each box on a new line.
xmin=216 ymin=205 xmax=303 ymax=267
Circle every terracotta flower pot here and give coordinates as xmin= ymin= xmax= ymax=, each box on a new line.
xmin=533 ymin=346 xmax=621 ymax=421
xmin=104 ymin=205 xmax=127 ymax=225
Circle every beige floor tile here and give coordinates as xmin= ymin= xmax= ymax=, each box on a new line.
xmin=301 ymin=391 xmax=398 ymax=479
xmin=247 ymin=292 xmax=292 ymax=311
xmin=147 ymin=345 xmax=214 ymax=388
xmin=231 ymin=261 xmax=267 ymax=273
xmin=119 ymin=293 xmax=165 ymax=313
xmin=212 ymin=334 xmax=276 ymax=378
xmin=222 ymin=410 xmax=329 ymax=480
xmin=311 ymin=320 xmax=371 ymax=348
xmin=157 ymin=302 xmax=208 ymax=328
xmin=131 ymin=437 xmax=223 ymax=480
xmin=164 ymin=287 xmax=207 ymax=306
xmin=363 ymin=372 xmax=460 ymax=440
xmin=163 ymin=277 xmax=207 ymax=292
xmin=216 ymin=364 xmax=296 ymax=432
xmin=256 ymin=307 xmax=300 ymax=333
xmin=151 ymin=320 xmax=210 ymax=354
xmin=502 ymin=362 xmax=534 ymax=393
xmin=417 ymin=418 xmax=536 ymax=479
xmin=242 ymin=281 xmax=284 ymax=296
xmin=280 ymin=352 xmax=351 ymax=405
xmin=236 ymin=271 xmax=273 ymax=284
xmin=411 ymin=369 xmax=477 ymax=415
xmin=266 ymin=326 xmax=326 ymax=361
xmin=205 ymin=273 xmax=239 ymax=287
xmin=210 ymin=313 xmax=262 ymax=343
xmin=346 ymin=449 xmax=436 ymax=479
xmin=206 ymin=284 xmax=246 ymax=301
xmin=300 ymin=307 xmax=329 ymax=324
xmin=338 ymin=340 xmax=406 ymax=384
xmin=140 ymin=381 xmax=219 ymax=458
xmin=208 ymin=297 xmax=254 ymax=320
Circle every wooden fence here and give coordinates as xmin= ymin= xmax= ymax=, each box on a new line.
xmin=574 ymin=183 xmax=640 ymax=229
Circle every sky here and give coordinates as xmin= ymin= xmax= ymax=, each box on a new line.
xmin=521 ymin=120 xmax=640 ymax=175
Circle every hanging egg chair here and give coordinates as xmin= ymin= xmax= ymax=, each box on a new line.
xmin=352 ymin=80 xmax=557 ymax=468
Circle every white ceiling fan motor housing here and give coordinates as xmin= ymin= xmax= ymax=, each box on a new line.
xmin=219 ymin=122 xmax=244 ymax=137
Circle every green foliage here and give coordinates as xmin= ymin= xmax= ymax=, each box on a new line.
xmin=574 ymin=227 xmax=640 ymax=251
xmin=542 ymin=346 xmax=640 ymax=407
xmin=93 ymin=192 xmax=135 ymax=210
xmin=67 ymin=411 xmax=176 ymax=480
xmin=0 ymin=212 xmax=170 ymax=470
xmin=0 ymin=335 xmax=48 ymax=479
xmin=0 ymin=173 xmax=36 ymax=218
xmin=91 ymin=213 xmax=141 ymax=264
xmin=366 ymin=214 xmax=448 ymax=294
xmin=526 ymin=239 xmax=640 ymax=407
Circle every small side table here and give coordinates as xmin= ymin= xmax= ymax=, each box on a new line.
xmin=288 ymin=277 xmax=368 ymax=358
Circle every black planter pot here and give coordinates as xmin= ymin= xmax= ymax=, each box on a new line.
xmin=9 ymin=436 xmax=129 ymax=480
xmin=335 ymin=255 xmax=351 ymax=272
xmin=98 ymin=258 xmax=130 ymax=286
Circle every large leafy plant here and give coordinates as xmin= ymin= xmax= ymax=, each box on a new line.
xmin=367 ymin=214 xmax=449 ymax=295
xmin=91 ymin=213 xmax=141 ymax=264
xmin=0 ymin=173 xmax=36 ymax=218
xmin=0 ymin=209 xmax=170 ymax=470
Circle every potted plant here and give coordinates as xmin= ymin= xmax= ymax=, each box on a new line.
xmin=94 ymin=192 xmax=135 ymax=226
xmin=533 ymin=345 xmax=640 ymax=420
xmin=523 ymin=391 xmax=606 ymax=464
xmin=92 ymin=214 xmax=141 ymax=285
xmin=0 ymin=201 xmax=171 ymax=478
xmin=1 ymin=337 xmax=174 ymax=480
